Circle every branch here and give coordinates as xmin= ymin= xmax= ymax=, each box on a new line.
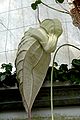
xmin=41 ymin=1 xmax=70 ymax=14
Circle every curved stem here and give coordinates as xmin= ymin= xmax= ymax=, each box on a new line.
xmin=51 ymin=43 xmax=80 ymax=120
xmin=51 ymin=65 xmax=54 ymax=120
xmin=58 ymin=3 xmax=69 ymax=13
xmin=37 ymin=7 xmax=41 ymax=24
xmin=41 ymin=1 xmax=70 ymax=14
xmin=28 ymin=108 xmax=32 ymax=120
xmin=53 ymin=44 xmax=80 ymax=64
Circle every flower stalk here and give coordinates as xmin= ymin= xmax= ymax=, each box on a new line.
xmin=51 ymin=43 xmax=80 ymax=120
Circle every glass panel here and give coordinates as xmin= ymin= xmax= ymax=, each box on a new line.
xmin=0 ymin=0 xmax=79 ymax=69
xmin=0 ymin=31 xmax=6 ymax=51
xmin=0 ymin=13 xmax=8 ymax=31
xmin=0 ymin=0 xmax=10 ymax=13
xmin=23 ymin=7 xmax=37 ymax=26
xmin=10 ymin=0 xmax=21 ymax=10
xmin=8 ymin=10 xmax=23 ymax=29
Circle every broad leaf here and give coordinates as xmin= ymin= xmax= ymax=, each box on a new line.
xmin=15 ymin=19 xmax=63 ymax=113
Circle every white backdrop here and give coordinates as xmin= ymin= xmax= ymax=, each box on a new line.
xmin=0 ymin=0 xmax=80 ymax=71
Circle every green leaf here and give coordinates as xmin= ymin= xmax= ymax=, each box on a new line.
xmin=59 ymin=64 xmax=68 ymax=72
xmin=35 ymin=0 xmax=42 ymax=4
xmin=72 ymin=59 xmax=80 ymax=70
xmin=1 ymin=63 xmax=12 ymax=72
xmin=31 ymin=0 xmax=42 ymax=10
xmin=55 ymin=0 xmax=64 ymax=3
xmin=31 ymin=3 xmax=38 ymax=10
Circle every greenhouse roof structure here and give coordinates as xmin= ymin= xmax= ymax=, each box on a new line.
xmin=0 ymin=0 xmax=80 ymax=71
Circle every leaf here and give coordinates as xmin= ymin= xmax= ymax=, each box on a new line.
xmin=23 ymin=43 xmax=50 ymax=110
xmin=31 ymin=0 xmax=42 ymax=10
xmin=31 ymin=3 xmax=38 ymax=10
xmin=1 ymin=63 xmax=12 ymax=72
xmin=35 ymin=0 xmax=42 ymax=4
xmin=72 ymin=59 xmax=80 ymax=70
xmin=59 ymin=64 xmax=68 ymax=72
xmin=15 ymin=27 xmax=51 ymax=112
xmin=15 ymin=19 xmax=63 ymax=113
xmin=55 ymin=0 xmax=64 ymax=3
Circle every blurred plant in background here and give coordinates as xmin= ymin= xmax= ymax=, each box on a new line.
xmin=45 ymin=58 xmax=80 ymax=85
xmin=0 ymin=63 xmax=17 ymax=88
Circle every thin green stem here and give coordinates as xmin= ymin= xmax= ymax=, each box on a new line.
xmin=37 ymin=7 xmax=41 ymax=24
xmin=51 ymin=65 xmax=54 ymax=120
xmin=41 ymin=1 xmax=70 ymax=14
xmin=51 ymin=43 xmax=80 ymax=120
xmin=28 ymin=108 xmax=32 ymax=120
xmin=58 ymin=3 xmax=69 ymax=13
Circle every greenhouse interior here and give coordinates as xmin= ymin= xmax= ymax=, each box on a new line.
xmin=0 ymin=0 xmax=80 ymax=120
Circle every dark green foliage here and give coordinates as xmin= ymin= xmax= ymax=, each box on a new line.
xmin=31 ymin=0 xmax=42 ymax=10
xmin=1 ymin=63 xmax=12 ymax=75
xmin=68 ymin=59 xmax=80 ymax=84
xmin=46 ymin=59 xmax=80 ymax=84
xmin=57 ymin=64 xmax=68 ymax=82
xmin=31 ymin=3 xmax=38 ymax=10
xmin=67 ymin=68 xmax=80 ymax=84
xmin=0 ymin=63 xmax=17 ymax=88
xmin=58 ymin=60 xmax=80 ymax=83
xmin=35 ymin=0 xmax=42 ymax=4
xmin=55 ymin=0 xmax=64 ymax=3
xmin=59 ymin=64 xmax=68 ymax=72
xmin=72 ymin=59 xmax=80 ymax=71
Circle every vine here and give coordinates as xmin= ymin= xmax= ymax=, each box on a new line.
xmin=31 ymin=0 xmax=69 ymax=14
xmin=51 ymin=44 xmax=80 ymax=120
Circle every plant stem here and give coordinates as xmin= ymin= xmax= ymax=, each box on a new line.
xmin=28 ymin=108 xmax=32 ymax=120
xmin=37 ymin=7 xmax=41 ymax=24
xmin=51 ymin=65 xmax=54 ymax=120
xmin=51 ymin=43 xmax=80 ymax=120
xmin=41 ymin=1 xmax=70 ymax=14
